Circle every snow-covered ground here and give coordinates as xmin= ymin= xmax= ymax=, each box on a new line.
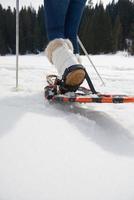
xmin=0 ymin=52 xmax=134 ymax=200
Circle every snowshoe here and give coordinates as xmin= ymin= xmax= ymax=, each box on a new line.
xmin=44 ymin=72 xmax=134 ymax=104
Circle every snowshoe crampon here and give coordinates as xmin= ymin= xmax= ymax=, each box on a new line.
xmin=44 ymin=74 xmax=134 ymax=104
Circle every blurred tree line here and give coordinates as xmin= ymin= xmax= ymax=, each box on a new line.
xmin=0 ymin=5 xmax=47 ymax=55
xmin=0 ymin=0 xmax=134 ymax=56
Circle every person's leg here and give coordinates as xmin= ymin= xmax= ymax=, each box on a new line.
xmin=44 ymin=0 xmax=70 ymax=40
xmin=65 ymin=0 xmax=86 ymax=54
xmin=44 ymin=0 xmax=86 ymax=89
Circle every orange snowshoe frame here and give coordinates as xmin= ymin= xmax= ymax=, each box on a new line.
xmin=44 ymin=72 xmax=134 ymax=104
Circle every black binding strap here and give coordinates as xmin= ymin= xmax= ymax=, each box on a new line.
xmin=85 ymin=70 xmax=97 ymax=94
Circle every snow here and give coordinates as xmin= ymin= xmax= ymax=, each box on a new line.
xmin=0 ymin=52 xmax=134 ymax=200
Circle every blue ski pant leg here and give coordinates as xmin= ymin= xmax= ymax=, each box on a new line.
xmin=65 ymin=0 xmax=87 ymax=53
xmin=44 ymin=0 xmax=86 ymax=53
xmin=44 ymin=0 xmax=70 ymax=40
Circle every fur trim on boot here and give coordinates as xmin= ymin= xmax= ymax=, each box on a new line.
xmin=45 ymin=38 xmax=73 ymax=64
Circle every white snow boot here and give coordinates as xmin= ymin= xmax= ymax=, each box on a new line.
xmin=45 ymin=38 xmax=85 ymax=90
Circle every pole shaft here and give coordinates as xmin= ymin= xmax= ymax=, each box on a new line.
xmin=77 ymin=36 xmax=105 ymax=86
xmin=16 ymin=0 xmax=19 ymax=89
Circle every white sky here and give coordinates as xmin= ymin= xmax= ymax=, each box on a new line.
xmin=0 ymin=0 xmax=113 ymax=10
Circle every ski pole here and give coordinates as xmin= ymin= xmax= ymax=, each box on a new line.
xmin=16 ymin=0 xmax=19 ymax=89
xmin=77 ymin=36 xmax=106 ymax=86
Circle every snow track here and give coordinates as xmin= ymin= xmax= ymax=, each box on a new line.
xmin=0 ymin=54 xmax=134 ymax=200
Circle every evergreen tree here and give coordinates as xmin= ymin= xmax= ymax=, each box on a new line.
xmin=0 ymin=5 xmax=7 ymax=55
xmin=0 ymin=30 xmax=7 ymax=55
xmin=112 ymin=15 xmax=123 ymax=52
xmin=33 ymin=16 xmax=42 ymax=53
xmin=106 ymin=0 xmax=118 ymax=26
xmin=130 ymin=23 xmax=134 ymax=54
xmin=79 ymin=5 xmax=94 ymax=54
xmin=118 ymin=0 xmax=134 ymax=49
xmin=19 ymin=7 xmax=28 ymax=54
xmin=5 ymin=7 xmax=16 ymax=54
xmin=88 ymin=3 xmax=113 ymax=54
xmin=34 ymin=6 xmax=48 ymax=52
xmin=19 ymin=7 xmax=36 ymax=54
